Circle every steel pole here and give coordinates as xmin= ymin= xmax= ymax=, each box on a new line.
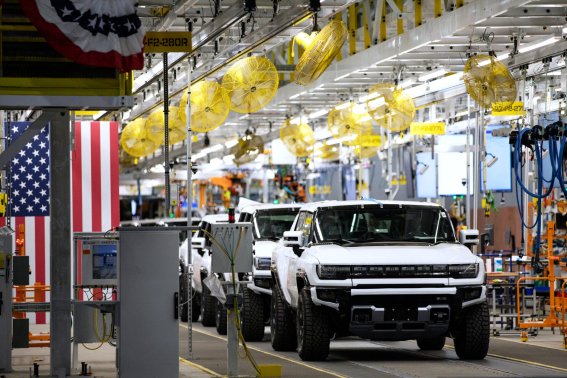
xmin=50 ymin=110 xmax=72 ymax=376
xmin=163 ymin=52 xmax=171 ymax=216
xmin=186 ymin=57 xmax=194 ymax=360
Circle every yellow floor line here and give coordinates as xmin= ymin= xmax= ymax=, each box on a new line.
xmin=179 ymin=356 xmax=223 ymax=377
xmin=486 ymin=353 xmax=567 ymax=373
xmin=445 ymin=345 xmax=567 ymax=373
xmin=180 ymin=324 xmax=347 ymax=378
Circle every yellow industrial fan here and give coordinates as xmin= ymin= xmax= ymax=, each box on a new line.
xmin=464 ymin=54 xmax=517 ymax=108
xmin=279 ymin=118 xmax=316 ymax=157
xmin=221 ymin=56 xmax=279 ymax=114
xmin=145 ymin=106 xmax=187 ymax=145
xmin=230 ymin=132 xmax=265 ymax=165
xmin=366 ymin=84 xmax=415 ymax=132
xmin=294 ymin=20 xmax=348 ymax=86
xmin=179 ymin=80 xmax=229 ymax=133
xmin=316 ymin=143 xmax=340 ymax=160
xmin=327 ymin=102 xmax=372 ymax=146
xmin=120 ymin=118 xmax=159 ymax=158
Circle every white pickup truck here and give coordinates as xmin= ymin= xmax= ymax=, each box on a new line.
xmin=237 ymin=203 xmax=301 ymax=340
xmin=184 ymin=204 xmax=300 ymax=340
xmin=270 ymin=200 xmax=487 ymax=361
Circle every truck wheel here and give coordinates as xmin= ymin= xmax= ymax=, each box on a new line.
xmin=216 ymin=300 xmax=227 ymax=335
xmin=191 ymin=292 xmax=201 ymax=322
xmin=454 ymin=302 xmax=490 ymax=360
xmin=200 ymin=284 xmax=217 ymax=326
xmin=270 ymin=284 xmax=296 ymax=351
xmin=297 ymin=288 xmax=330 ymax=361
xmin=241 ymin=287 xmax=265 ymax=341
xmin=417 ymin=336 xmax=445 ymax=350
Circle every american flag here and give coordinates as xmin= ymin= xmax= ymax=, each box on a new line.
xmin=1 ymin=121 xmax=119 ymax=324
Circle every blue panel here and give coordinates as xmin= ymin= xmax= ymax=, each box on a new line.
xmin=483 ymin=133 xmax=512 ymax=191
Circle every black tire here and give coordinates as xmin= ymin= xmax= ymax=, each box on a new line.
xmin=270 ymin=284 xmax=296 ymax=351
xmin=417 ymin=336 xmax=446 ymax=350
xmin=241 ymin=287 xmax=265 ymax=341
xmin=454 ymin=302 xmax=490 ymax=360
xmin=216 ymin=299 xmax=227 ymax=335
xmin=191 ymin=291 xmax=201 ymax=322
xmin=179 ymin=273 xmax=189 ymax=322
xmin=200 ymin=284 xmax=217 ymax=327
xmin=297 ymin=288 xmax=330 ymax=361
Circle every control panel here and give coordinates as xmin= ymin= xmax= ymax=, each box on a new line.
xmin=81 ymin=240 xmax=118 ymax=286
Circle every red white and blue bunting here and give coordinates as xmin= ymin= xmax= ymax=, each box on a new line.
xmin=21 ymin=0 xmax=144 ymax=72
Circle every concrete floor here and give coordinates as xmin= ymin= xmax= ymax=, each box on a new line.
xmin=4 ymin=323 xmax=567 ymax=377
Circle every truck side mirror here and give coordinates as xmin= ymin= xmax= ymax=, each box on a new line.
xmin=459 ymin=229 xmax=480 ymax=247
xmin=192 ymin=237 xmax=206 ymax=250
xmin=283 ymin=231 xmax=303 ymax=256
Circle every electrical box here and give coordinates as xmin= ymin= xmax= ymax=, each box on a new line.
xmin=81 ymin=240 xmax=118 ymax=286
xmin=12 ymin=256 xmax=29 ymax=285
xmin=211 ymin=223 xmax=253 ymax=273
xmin=0 ymin=227 xmax=13 ymax=372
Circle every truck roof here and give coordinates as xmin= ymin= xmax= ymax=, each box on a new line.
xmin=239 ymin=203 xmax=303 ymax=214
xmin=298 ymin=199 xmax=442 ymax=212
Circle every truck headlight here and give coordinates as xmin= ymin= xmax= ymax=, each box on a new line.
xmin=254 ymin=257 xmax=271 ymax=270
xmin=316 ymin=265 xmax=351 ymax=280
xmin=448 ymin=263 xmax=478 ymax=279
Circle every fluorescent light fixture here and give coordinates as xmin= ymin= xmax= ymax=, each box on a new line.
xmin=308 ymin=109 xmax=329 ymax=119
xmin=477 ymin=53 xmax=508 ymax=67
xmin=335 ymin=102 xmax=352 ymax=110
xmin=225 ymin=139 xmax=238 ymax=148
xmin=541 ymin=149 xmax=549 ymax=159
xmin=359 ymin=91 xmax=381 ymax=103
xmin=418 ymin=67 xmax=448 ymax=82
xmin=289 ymin=91 xmax=306 ymax=100
xmin=209 ymin=144 xmax=224 ymax=153
xmin=399 ymin=78 xmax=416 ymax=88
xmin=368 ymin=96 xmax=385 ymax=109
xmin=239 ymin=114 xmax=249 ymax=120
xmin=486 ymin=154 xmax=498 ymax=167
xmin=334 ymin=73 xmax=351 ymax=82
xmin=290 ymin=117 xmax=302 ymax=124
xmin=518 ymin=37 xmax=559 ymax=54
xmin=418 ymin=163 xmax=429 ymax=175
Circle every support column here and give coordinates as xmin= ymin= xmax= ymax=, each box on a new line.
xmin=49 ymin=110 xmax=72 ymax=376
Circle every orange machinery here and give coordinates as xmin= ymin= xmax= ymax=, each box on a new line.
xmin=516 ymin=221 xmax=567 ymax=347
xmin=12 ymin=224 xmax=51 ymax=347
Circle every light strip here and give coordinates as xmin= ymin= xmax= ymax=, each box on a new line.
xmin=518 ymin=37 xmax=560 ymax=54
xmin=418 ymin=67 xmax=448 ymax=82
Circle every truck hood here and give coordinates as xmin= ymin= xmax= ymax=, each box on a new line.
xmin=308 ymin=243 xmax=478 ymax=265
xmin=254 ymin=240 xmax=279 ymax=258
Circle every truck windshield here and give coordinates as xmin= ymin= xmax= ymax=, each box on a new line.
xmin=254 ymin=209 xmax=299 ymax=240
xmin=315 ymin=205 xmax=456 ymax=244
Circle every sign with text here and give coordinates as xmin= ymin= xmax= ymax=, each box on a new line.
xmin=492 ymin=102 xmax=525 ymax=116
xmin=144 ymin=32 xmax=192 ymax=53
xmin=410 ymin=122 xmax=446 ymax=135
xmin=360 ymin=135 xmax=383 ymax=147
